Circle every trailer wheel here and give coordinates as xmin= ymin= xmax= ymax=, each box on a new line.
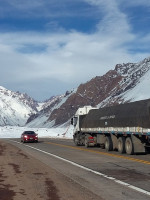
xmin=118 ymin=137 xmax=126 ymax=154
xmin=125 ymin=137 xmax=134 ymax=155
xmin=105 ymin=136 xmax=113 ymax=151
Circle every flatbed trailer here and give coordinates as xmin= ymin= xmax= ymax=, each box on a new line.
xmin=71 ymin=99 xmax=150 ymax=155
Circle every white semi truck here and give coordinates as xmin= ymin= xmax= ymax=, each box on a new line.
xmin=71 ymin=99 xmax=150 ymax=155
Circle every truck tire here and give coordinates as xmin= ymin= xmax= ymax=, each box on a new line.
xmin=105 ymin=136 xmax=113 ymax=151
xmin=125 ymin=137 xmax=134 ymax=155
xmin=118 ymin=137 xmax=126 ymax=154
xmin=74 ymin=135 xmax=80 ymax=146
xmin=85 ymin=138 xmax=89 ymax=148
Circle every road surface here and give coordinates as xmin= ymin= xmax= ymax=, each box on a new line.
xmin=1 ymin=138 xmax=150 ymax=200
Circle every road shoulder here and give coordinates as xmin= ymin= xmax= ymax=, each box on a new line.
xmin=0 ymin=140 xmax=102 ymax=200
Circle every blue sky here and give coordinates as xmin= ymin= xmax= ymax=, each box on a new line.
xmin=0 ymin=0 xmax=150 ymax=101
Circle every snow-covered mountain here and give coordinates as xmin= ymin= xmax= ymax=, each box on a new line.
xmin=0 ymin=87 xmax=38 ymax=126
xmin=26 ymin=90 xmax=76 ymax=128
xmin=27 ymin=56 xmax=150 ymax=128
xmin=98 ymin=57 xmax=150 ymax=107
xmin=0 ymin=85 xmax=73 ymax=127
xmin=1 ymin=56 xmax=150 ymax=128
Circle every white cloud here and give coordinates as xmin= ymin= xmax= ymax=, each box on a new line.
xmin=0 ymin=0 xmax=150 ymax=100
xmin=118 ymin=0 xmax=150 ymax=7
xmin=0 ymin=29 xmax=146 ymax=84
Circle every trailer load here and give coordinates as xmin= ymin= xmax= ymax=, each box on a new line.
xmin=71 ymin=99 xmax=150 ymax=155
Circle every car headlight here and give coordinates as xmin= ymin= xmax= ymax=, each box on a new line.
xmin=24 ymin=135 xmax=28 ymax=138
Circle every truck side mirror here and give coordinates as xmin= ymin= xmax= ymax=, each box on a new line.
xmin=71 ymin=118 xmax=73 ymax=125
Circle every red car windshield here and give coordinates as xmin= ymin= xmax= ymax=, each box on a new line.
xmin=23 ymin=131 xmax=36 ymax=135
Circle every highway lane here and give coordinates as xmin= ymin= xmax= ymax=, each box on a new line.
xmin=5 ymin=138 xmax=150 ymax=200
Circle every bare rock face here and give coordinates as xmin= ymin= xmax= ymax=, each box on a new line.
xmin=48 ymin=70 xmax=123 ymax=126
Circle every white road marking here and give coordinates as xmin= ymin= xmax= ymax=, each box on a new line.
xmin=12 ymin=140 xmax=150 ymax=196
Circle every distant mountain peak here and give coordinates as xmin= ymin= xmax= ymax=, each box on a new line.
xmin=0 ymin=86 xmax=6 ymax=90
xmin=0 ymin=87 xmax=38 ymax=126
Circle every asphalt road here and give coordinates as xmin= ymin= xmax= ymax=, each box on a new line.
xmin=2 ymin=138 xmax=150 ymax=200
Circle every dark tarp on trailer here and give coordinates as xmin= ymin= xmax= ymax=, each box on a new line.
xmin=81 ymin=99 xmax=150 ymax=129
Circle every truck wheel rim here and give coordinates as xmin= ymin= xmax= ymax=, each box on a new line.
xmin=105 ymin=140 xmax=108 ymax=149
xmin=126 ymin=140 xmax=130 ymax=152
xmin=118 ymin=141 xmax=122 ymax=151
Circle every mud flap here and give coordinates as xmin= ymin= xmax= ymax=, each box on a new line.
xmin=131 ymin=135 xmax=146 ymax=153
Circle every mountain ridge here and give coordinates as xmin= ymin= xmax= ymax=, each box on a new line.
xmin=27 ymin=56 xmax=150 ymax=128
xmin=1 ymin=56 xmax=150 ymax=127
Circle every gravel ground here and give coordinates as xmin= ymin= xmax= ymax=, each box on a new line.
xmin=0 ymin=141 xmax=102 ymax=200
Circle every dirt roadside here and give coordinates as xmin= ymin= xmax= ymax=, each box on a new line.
xmin=0 ymin=141 xmax=103 ymax=200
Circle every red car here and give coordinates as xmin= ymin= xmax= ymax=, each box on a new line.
xmin=21 ymin=131 xmax=38 ymax=143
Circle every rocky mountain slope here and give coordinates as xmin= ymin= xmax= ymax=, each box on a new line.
xmin=27 ymin=57 xmax=150 ymax=128
xmin=0 ymin=87 xmax=38 ymax=126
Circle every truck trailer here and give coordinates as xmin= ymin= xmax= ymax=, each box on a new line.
xmin=71 ymin=99 xmax=150 ymax=155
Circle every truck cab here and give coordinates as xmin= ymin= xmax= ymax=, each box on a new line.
xmin=71 ymin=106 xmax=98 ymax=146
xmin=71 ymin=106 xmax=97 ymax=133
